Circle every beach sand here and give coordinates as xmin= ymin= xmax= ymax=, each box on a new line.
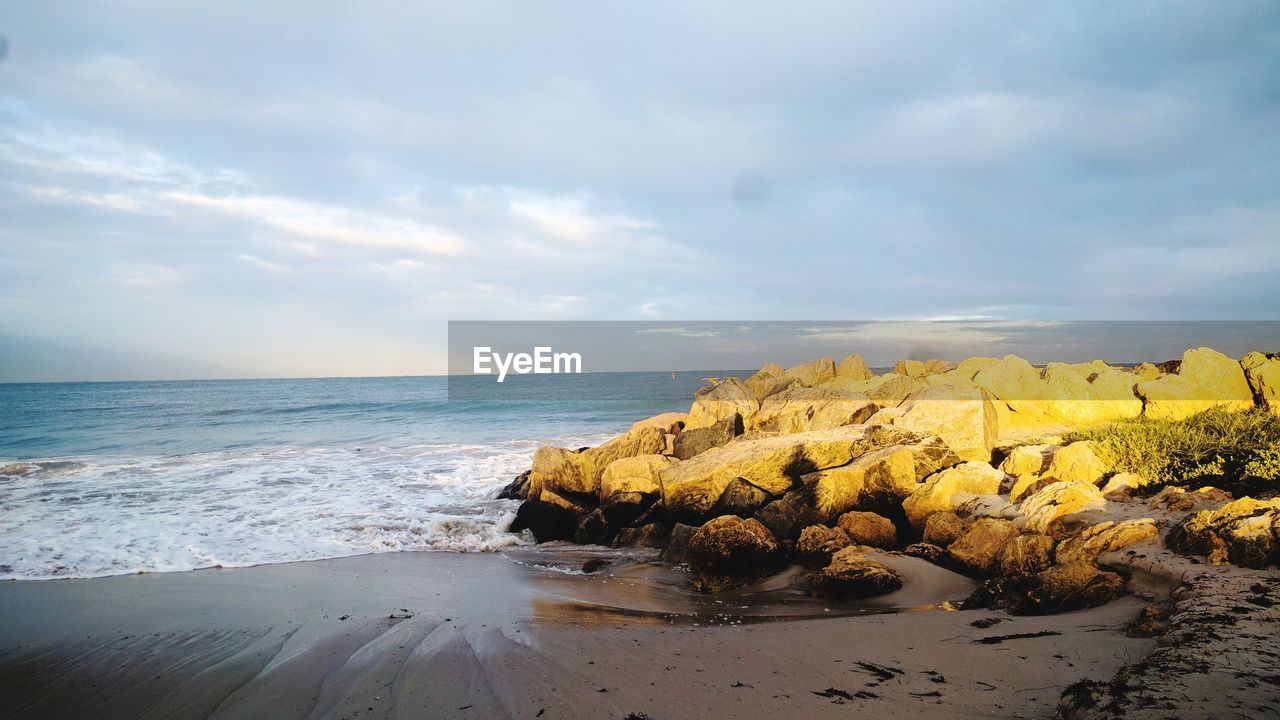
xmin=0 ymin=548 xmax=1160 ymax=719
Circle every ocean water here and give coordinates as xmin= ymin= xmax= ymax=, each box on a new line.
xmin=0 ymin=373 xmax=723 ymax=580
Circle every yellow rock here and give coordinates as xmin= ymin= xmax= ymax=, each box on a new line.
xmin=1242 ymin=351 xmax=1279 ymax=415
xmin=1055 ymin=518 xmax=1157 ymax=565
xmin=528 ymin=445 xmax=587 ymax=497
xmin=630 ymin=412 xmax=688 ymax=434
xmin=890 ymin=385 xmax=997 ymax=462
xmin=599 ymin=454 xmax=677 ymax=499
xmin=902 ymin=461 xmax=1006 ymax=529
xmin=947 ymin=518 xmax=1020 ymax=576
xmin=783 ymin=357 xmax=837 ymax=388
xmin=836 ymin=354 xmax=874 ymax=381
xmin=1100 ymin=472 xmax=1150 ymax=497
xmin=1132 ymin=362 xmax=1162 ymax=380
xmin=807 ymin=445 xmax=921 ymax=520
xmin=1044 ymin=441 xmax=1108 ymax=485
xmin=687 ymin=378 xmax=759 ymax=429
xmin=1019 ymin=481 xmax=1106 ymax=533
xmin=660 ymin=425 xmax=877 ymax=516
xmin=894 ymin=359 xmax=928 ymax=378
xmin=866 ymin=374 xmax=929 ymax=407
xmin=748 ymin=385 xmax=877 ymax=434
xmin=1001 ymin=445 xmax=1051 ymax=477
xmin=953 ymin=357 xmax=999 ymax=380
xmin=1136 ymin=347 xmax=1254 ymax=420
xmin=573 ymin=425 xmax=668 ymax=493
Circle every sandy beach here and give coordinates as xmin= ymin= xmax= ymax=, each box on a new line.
xmin=1 ymin=547 xmax=1162 ymax=720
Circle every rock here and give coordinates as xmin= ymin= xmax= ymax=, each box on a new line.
xmin=538 ymin=488 xmax=593 ymax=515
xmin=1242 ymin=351 xmax=1280 ymax=414
xmin=783 ymin=356 xmax=837 ymax=387
xmin=528 ymin=446 xmax=587 ymax=497
xmin=1136 ymin=347 xmax=1255 ymax=420
xmin=1044 ymin=441 xmax=1109 ymax=485
xmin=894 ymin=359 xmax=928 ymax=378
xmin=509 ymin=499 xmax=579 ymax=543
xmin=687 ymin=516 xmax=781 ymax=591
xmin=497 ymin=470 xmax=532 ymax=500
xmin=756 ymin=362 xmax=785 ymax=378
xmin=1147 ymin=486 xmax=1233 ymax=512
xmin=672 ymin=413 xmax=742 ymax=460
xmin=753 ymin=485 xmax=826 ymax=541
xmin=865 ymin=375 xmax=930 ymax=407
xmin=662 ymin=523 xmax=700 ymax=563
xmin=687 ymin=378 xmax=760 ymax=429
xmin=964 ymin=563 xmax=1125 ymax=615
xmin=954 ymin=356 xmax=999 ymax=380
xmin=1132 ymin=362 xmax=1163 ymax=380
xmin=744 ymin=372 xmax=799 ymax=402
xmin=1167 ymin=497 xmax=1280 ymax=568
xmin=889 ymin=385 xmax=997 ymax=462
xmin=903 ymin=543 xmax=946 ymax=563
xmin=631 ymin=412 xmax=688 ymax=434
xmin=614 ymin=523 xmax=671 ymax=549
xmin=600 ymin=455 xmax=675 ymax=499
xmin=1055 ymin=519 xmax=1158 ymax=565
xmin=806 ymin=444 xmax=921 ymax=521
xmin=903 ymin=461 xmax=1007 ymax=529
xmin=574 ymin=425 xmax=669 ymax=494
xmin=660 ymin=425 xmax=878 ymax=519
xmin=574 ymin=492 xmax=656 ymax=545
xmin=997 ymin=533 xmax=1054 ymax=576
xmin=925 ymin=359 xmax=957 ymax=375
xmin=805 ymin=547 xmax=903 ymax=599
xmin=581 ymin=558 xmax=612 ymax=573
xmin=1001 ymin=444 xmax=1051 ymax=478
xmin=972 ymin=354 xmax=1050 ymax=428
xmin=836 ymin=511 xmax=898 ymax=549
xmin=922 ymin=512 xmax=967 ymax=547
xmin=1019 ymin=481 xmax=1106 ymax=534
xmin=1100 ymin=472 xmax=1150 ymax=498
xmin=748 ymin=385 xmax=877 ymax=434
xmin=795 ymin=524 xmax=852 ymax=558
xmin=947 ymin=518 xmax=1021 ymax=576
xmin=836 ymin=354 xmax=874 ymax=380
xmin=708 ymin=477 xmax=775 ymax=518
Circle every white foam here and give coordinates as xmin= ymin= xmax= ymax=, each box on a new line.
xmin=0 ymin=433 xmax=614 ymax=580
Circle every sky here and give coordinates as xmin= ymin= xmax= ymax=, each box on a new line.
xmin=1 ymin=2 xmax=1278 ymax=381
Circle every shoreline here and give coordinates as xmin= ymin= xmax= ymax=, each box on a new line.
xmin=1 ymin=547 xmax=1156 ymax=719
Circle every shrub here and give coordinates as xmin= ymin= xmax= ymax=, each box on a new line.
xmin=1063 ymin=407 xmax=1280 ymax=494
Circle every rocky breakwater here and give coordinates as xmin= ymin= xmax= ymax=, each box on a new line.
xmin=505 ymin=348 xmax=1278 ymax=610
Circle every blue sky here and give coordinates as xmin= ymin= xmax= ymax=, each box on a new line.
xmin=1 ymin=2 xmax=1278 ymax=381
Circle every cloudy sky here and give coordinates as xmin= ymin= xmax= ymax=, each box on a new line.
xmin=1 ymin=2 xmax=1277 ymax=381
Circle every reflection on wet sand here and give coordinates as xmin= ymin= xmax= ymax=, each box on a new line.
xmin=507 ymin=545 xmax=978 ymax=627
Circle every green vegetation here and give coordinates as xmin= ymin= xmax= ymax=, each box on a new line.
xmin=1064 ymin=407 xmax=1280 ymax=494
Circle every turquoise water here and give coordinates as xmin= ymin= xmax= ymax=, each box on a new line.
xmin=0 ymin=372 xmax=726 ymax=579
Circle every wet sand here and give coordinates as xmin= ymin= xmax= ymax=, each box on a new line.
xmin=0 ymin=548 xmax=1157 ymax=719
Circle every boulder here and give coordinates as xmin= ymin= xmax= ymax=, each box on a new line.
xmin=836 ymin=354 xmax=874 ymax=381
xmin=903 ymin=461 xmax=1007 ymax=529
xmin=894 ymin=359 xmax=928 ymax=378
xmin=614 ymin=523 xmax=671 ymax=549
xmin=708 ymin=477 xmax=775 ymax=518
xmin=866 ymin=375 xmax=929 ymax=407
xmin=1044 ymin=441 xmax=1109 ymax=485
xmin=574 ymin=492 xmax=656 ymax=545
xmin=971 ymin=354 xmax=1050 ymax=428
xmin=805 ymin=547 xmax=903 ymax=599
xmin=795 ymin=524 xmax=852 ymax=558
xmin=953 ymin=356 xmax=999 ymax=380
xmin=1019 ymin=481 xmax=1106 ymax=534
xmin=1168 ymin=497 xmax=1280 ymax=568
xmin=660 ymin=425 xmax=878 ymax=519
xmin=1148 ymin=486 xmax=1233 ymax=512
xmin=599 ymin=454 xmax=675 ymax=499
xmin=964 ymin=563 xmax=1125 ymax=615
xmin=537 ymin=488 xmax=593 ymax=516
xmin=947 ymin=518 xmax=1020 ymax=576
xmin=922 ymin=512 xmax=967 ymax=547
xmin=836 ymin=511 xmax=898 ymax=549
xmin=687 ymin=378 xmax=760 ymax=429
xmin=1001 ymin=444 xmax=1051 ymax=477
xmin=753 ymin=485 xmax=826 ymax=541
xmin=1136 ymin=347 xmax=1255 ymax=420
xmin=686 ymin=515 xmax=781 ymax=591
xmin=1132 ymin=362 xmax=1163 ymax=380
xmin=1055 ymin=518 xmax=1158 ymax=565
xmin=925 ymin=359 xmax=957 ymax=375
xmin=662 ymin=523 xmax=700 ymax=563
xmin=997 ymin=533 xmax=1054 ymax=576
xmin=806 ymin=444 xmax=921 ymax=521
xmin=672 ymin=413 xmax=742 ymax=460
xmin=1100 ymin=472 xmax=1150 ymax=498
xmin=748 ymin=385 xmax=877 ymax=434
xmin=903 ymin=543 xmax=946 ymax=563
xmin=574 ymin=425 xmax=668 ymax=493
xmin=509 ymin=499 xmax=579 ymax=543
xmin=1242 ymin=351 xmax=1280 ymax=414
xmin=783 ymin=357 xmax=837 ymax=387
xmin=744 ymin=373 xmax=799 ymax=402
xmin=528 ymin=446 xmax=588 ymax=497
xmin=889 ymin=385 xmax=997 ymax=462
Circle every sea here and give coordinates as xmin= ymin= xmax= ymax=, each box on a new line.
xmin=0 ymin=372 xmax=730 ymax=580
